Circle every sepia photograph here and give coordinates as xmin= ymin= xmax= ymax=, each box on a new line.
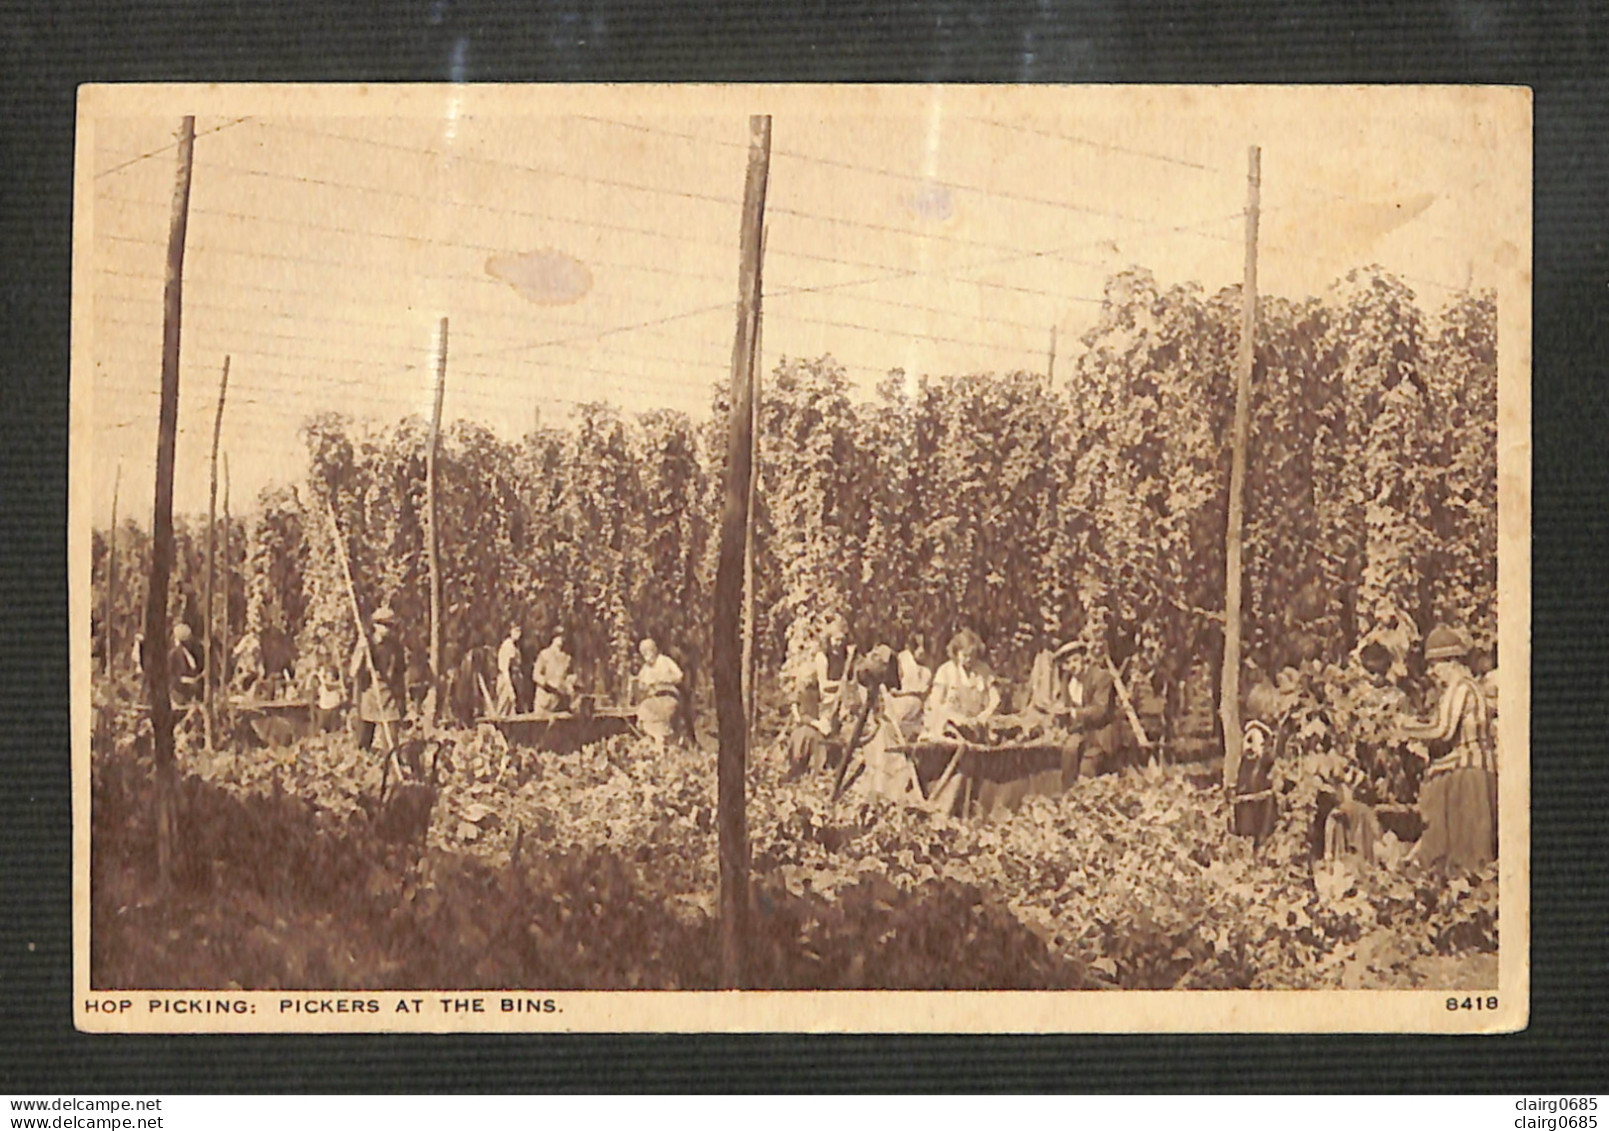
xmin=70 ymin=84 xmax=1531 ymax=1032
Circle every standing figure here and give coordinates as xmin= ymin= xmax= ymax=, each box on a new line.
xmin=531 ymin=629 xmax=578 ymax=715
xmin=231 ymin=629 xmax=264 ymax=698
xmin=787 ymin=615 xmax=855 ymax=776
xmin=922 ymin=628 xmax=1000 ymax=740
xmin=1066 ymin=642 xmax=1122 ymax=780
xmin=1231 ymin=680 xmax=1288 ymax=843
xmin=884 ymin=631 xmax=933 ymax=740
xmin=350 ymin=604 xmax=406 ymax=754
xmin=1019 ymin=637 xmax=1084 ymax=736
xmin=633 ymin=637 xmax=685 ymax=747
xmin=495 ymin=624 xmax=523 ymax=716
xmin=313 ymin=651 xmax=346 ymax=734
xmin=169 ymin=624 xmax=203 ymax=705
xmin=405 ymin=649 xmax=434 ymax=723
xmin=1400 ymin=625 xmax=1498 ymax=871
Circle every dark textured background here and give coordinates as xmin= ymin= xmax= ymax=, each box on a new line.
xmin=2 ymin=0 xmax=1604 ymax=1092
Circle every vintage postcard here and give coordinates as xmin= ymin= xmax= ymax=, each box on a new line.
xmin=71 ymin=84 xmax=1531 ymax=1033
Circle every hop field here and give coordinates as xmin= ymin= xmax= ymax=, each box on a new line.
xmin=91 ymin=722 xmax=1497 ymax=992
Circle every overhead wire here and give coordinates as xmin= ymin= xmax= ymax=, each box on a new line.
xmin=95 ymin=268 xmax=740 ymax=346
xmin=96 ymin=117 xmax=1266 ymax=370
xmin=97 ymin=191 xmax=1111 ymax=327
xmin=91 ymin=350 xmax=718 ymax=407
xmin=573 ymin=114 xmax=1237 ymax=242
xmin=89 ymin=105 xmax=1484 ymax=472
xmin=94 ymin=229 xmax=735 ymax=288
xmin=94 ymin=116 xmax=254 ymax=179
xmin=240 ymin=117 xmax=1227 ymax=266
xmin=960 ymin=115 xmax=1224 ymax=173
xmin=95 ymin=304 xmax=732 ymax=374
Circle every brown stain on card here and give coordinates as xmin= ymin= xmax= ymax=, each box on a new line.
xmin=1271 ymin=192 xmax=1438 ymax=258
xmin=486 ymin=249 xmax=592 ymax=305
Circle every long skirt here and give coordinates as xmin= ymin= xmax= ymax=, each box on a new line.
xmin=1233 ymin=796 xmax=1278 ymax=842
xmin=637 ymin=691 xmax=680 ymax=741
xmin=1417 ymin=767 xmax=1498 ymax=871
xmin=851 ymin=721 xmax=922 ymax=803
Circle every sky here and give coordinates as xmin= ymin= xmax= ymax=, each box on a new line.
xmin=79 ymin=85 xmax=1527 ymax=528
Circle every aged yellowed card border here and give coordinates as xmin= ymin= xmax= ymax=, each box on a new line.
xmin=70 ymin=83 xmax=1532 ymax=1033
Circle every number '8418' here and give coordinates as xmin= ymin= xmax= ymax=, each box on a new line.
xmin=1446 ymin=996 xmax=1498 ymax=1011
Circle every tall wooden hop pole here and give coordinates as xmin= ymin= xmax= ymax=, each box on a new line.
xmin=202 ymin=355 xmax=229 ymax=750
xmin=741 ymin=237 xmax=765 ymax=737
xmin=220 ymin=454 xmax=231 ymax=730
xmin=426 ymin=316 xmax=448 ymax=728
xmin=1220 ymin=145 xmax=1260 ymax=793
xmin=142 ymin=115 xmax=196 ymax=886
xmin=714 ymin=114 xmax=770 ymax=988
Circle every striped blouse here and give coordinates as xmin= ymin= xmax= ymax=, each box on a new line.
xmin=1422 ymin=674 xmax=1497 ymax=778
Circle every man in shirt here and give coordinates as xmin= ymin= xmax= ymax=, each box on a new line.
xmin=532 ymin=629 xmax=578 ymax=715
xmin=169 ymin=623 xmax=203 ymax=706
xmin=350 ymin=604 xmax=407 ymax=754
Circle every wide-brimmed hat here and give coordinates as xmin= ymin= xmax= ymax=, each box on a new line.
xmin=1052 ymin=639 xmax=1087 ymax=660
xmin=371 ymin=604 xmax=396 ymax=625
xmin=1423 ymin=624 xmax=1471 ymax=661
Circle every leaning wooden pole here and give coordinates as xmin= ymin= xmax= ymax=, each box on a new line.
xmin=426 ymin=316 xmax=448 ymax=727
xmin=323 ymin=489 xmax=390 ymax=751
xmin=105 ymin=463 xmax=121 ymax=682
xmin=714 ymin=114 xmax=770 ymax=988
xmin=202 ymin=355 xmax=229 ymax=750
xmin=142 ymin=115 xmax=196 ymax=887
xmin=1220 ymin=145 xmax=1260 ymax=793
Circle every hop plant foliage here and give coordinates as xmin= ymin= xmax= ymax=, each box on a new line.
xmin=92 ymin=266 xmax=1495 ymax=809
xmin=90 ymin=723 xmax=1496 ymax=991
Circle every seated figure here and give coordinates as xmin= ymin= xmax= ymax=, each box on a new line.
xmin=921 ymin=628 xmax=1000 ymax=741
